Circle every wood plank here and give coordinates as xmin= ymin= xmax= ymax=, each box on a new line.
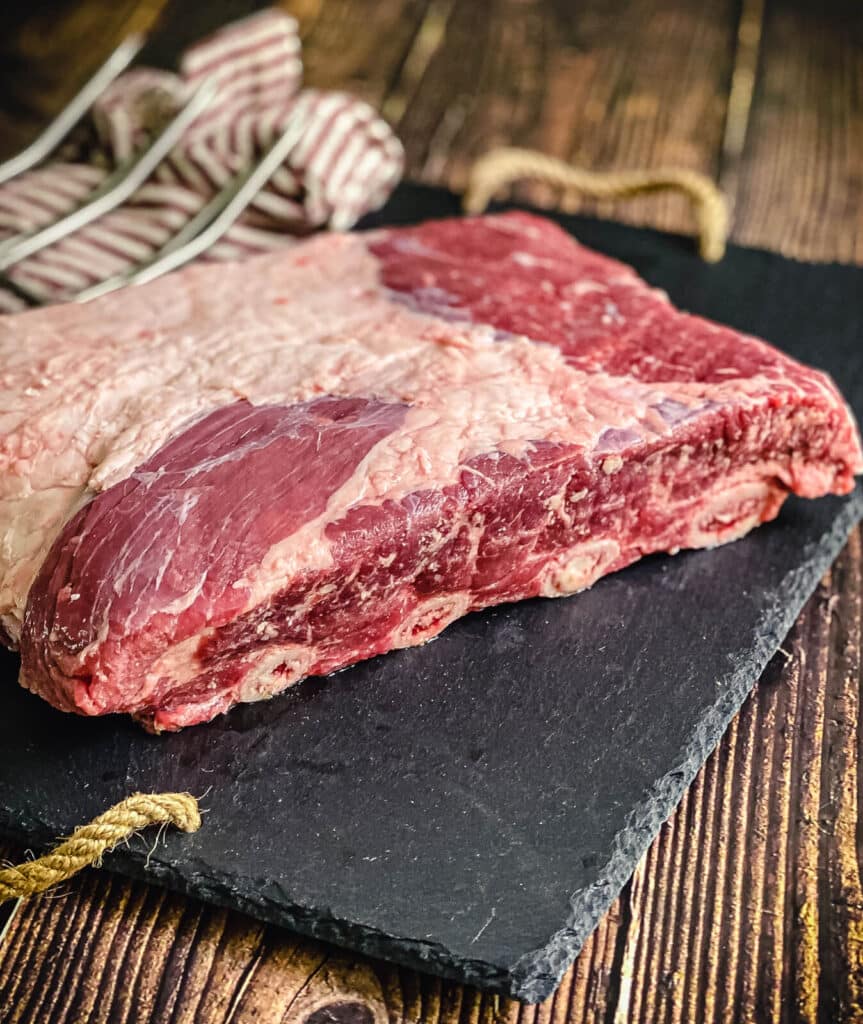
xmin=0 ymin=0 xmax=168 ymax=161
xmin=730 ymin=0 xmax=863 ymax=262
xmin=294 ymin=0 xmax=433 ymax=108
xmin=392 ymin=0 xmax=739 ymax=238
xmin=0 ymin=831 xmax=622 ymax=1022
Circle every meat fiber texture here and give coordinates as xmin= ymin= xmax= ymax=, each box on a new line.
xmin=1 ymin=213 xmax=860 ymax=730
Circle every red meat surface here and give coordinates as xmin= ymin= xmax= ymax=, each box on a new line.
xmin=1 ymin=212 xmax=859 ymax=729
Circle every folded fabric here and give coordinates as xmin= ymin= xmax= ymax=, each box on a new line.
xmin=0 ymin=9 xmax=404 ymax=312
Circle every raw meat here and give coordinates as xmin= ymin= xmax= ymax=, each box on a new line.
xmin=1 ymin=212 xmax=860 ymax=730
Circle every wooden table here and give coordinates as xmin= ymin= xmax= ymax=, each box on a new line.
xmin=0 ymin=1 xmax=861 ymax=1021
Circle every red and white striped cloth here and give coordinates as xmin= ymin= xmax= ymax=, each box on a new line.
xmin=0 ymin=9 xmax=404 ymax=312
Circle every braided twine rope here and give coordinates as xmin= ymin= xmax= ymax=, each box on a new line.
xmin=0 ymin=792 xmax=200 ymax=903
xmin=464 ymin=146 xmax=729 ymax=262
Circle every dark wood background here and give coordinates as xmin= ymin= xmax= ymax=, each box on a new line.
xmin=0 ymin=1 xmax=861 ymax=1022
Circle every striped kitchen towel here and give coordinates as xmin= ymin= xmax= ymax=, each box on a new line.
xmin=0 ymin=9 xmax=404 ymax=312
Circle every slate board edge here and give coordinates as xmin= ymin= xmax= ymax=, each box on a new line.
xmin=509 ymin=493 xmax=863 ymax=1001
xmin=2 ymin=493 xmax=860 ymax=1003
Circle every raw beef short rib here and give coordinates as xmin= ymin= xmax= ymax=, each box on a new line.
xmin=2 ymin=212 xmax=860 ymax=729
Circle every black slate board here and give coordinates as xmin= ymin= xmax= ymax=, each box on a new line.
xmin=1 ymin=184 xmax=862 ymax=1003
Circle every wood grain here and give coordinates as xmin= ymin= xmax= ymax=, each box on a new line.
xmin=0 ymin=0 xmax=862 ymax=1020
xmin=0 ymin=0 xmax=168 ymax=160
xmin=390 ymin=0 xmax=739 ymax=240
xmin=296 ymin=0 xmax=432 ymax=108
xmin=730 ymin=0 xmax=863 ymax=263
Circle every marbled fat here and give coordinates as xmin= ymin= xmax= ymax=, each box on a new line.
xmin=2 ymin=212 xmax=860 ymax=728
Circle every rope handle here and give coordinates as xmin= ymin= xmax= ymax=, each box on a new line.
xmin=0 ymin=792 xmax=200 ymax=904
xmin=463 ymin=146 xmax=729 ymax=262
